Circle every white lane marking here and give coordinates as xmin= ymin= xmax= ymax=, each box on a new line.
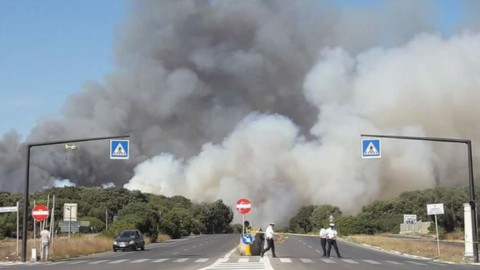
xmin=152 ymin=258 xmax=169 ymax=263
xmin=385 ymin=260 xmax=402 ymax=265
xmin=195 ymin=258 xmax=209 ymax=262
xmin=109 ymin=259 xmax=128 ymax=264
xmin=300 ymin=258 xmax=314 ymax=263
xmin=173 ymin=258 xmax=188 ymax=262
xmin=279 ymin=258 xmax=291 ymax=263
xmin=363 ymin=259 xmax=381 ymax=264
xmin=88 ymin=260 xmax=109 ymax=264
xmin=238 ymin=258 xmax=249 ymax=263
xmin=406 ymin=260 xmax=427 ymax=265
xmin=131 ymin=259 xmax=149 ymax=263
xmin=341 ymin=259 xmax=358 ymax=264
xmin=66 ymin=260 xmax=87 ymax=265
xmin=321 ymin=258 xmax=336 ymax=263
xmin=46 ymin=262 xmax=66 ymax=265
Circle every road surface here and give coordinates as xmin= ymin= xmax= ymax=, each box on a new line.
xmin=2 ymin=234 xmax=476 ymax=270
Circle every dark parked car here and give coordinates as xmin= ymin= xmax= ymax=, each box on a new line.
xmin=113 ymin=229 xmax=145 ymax=252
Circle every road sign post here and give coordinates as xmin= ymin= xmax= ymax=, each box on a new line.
xmin=236 ymin=198 xmax=252 ymax=237
xmin=427 ymin=203 xmax=444 ymax=257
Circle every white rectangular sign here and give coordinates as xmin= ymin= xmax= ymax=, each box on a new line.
xmin=0 ymin=206 xmax=18 ymax=213
xmin=427 ymin=203 xmax=444 ymax=215
xmin=403 ymin=214 xmax=417 ymax=224
xmin=64 ymin=203 xmax=78 ymax=221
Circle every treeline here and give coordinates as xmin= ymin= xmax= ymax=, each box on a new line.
xmin=0 ymin=186 xmax=475 ymax=240
xmin=0 ymin=187 xmax=234 ymax=241
xmin=288 ymin=187 xmax=471 ymax=238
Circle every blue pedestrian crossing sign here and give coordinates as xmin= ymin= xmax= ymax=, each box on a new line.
xmin=241 ymin=233 xmax=253 ymax=245
xmin=362 ymin=139 xmax=381 ymax=159
xmin=110 ymin=140 xmax=129 ymax=159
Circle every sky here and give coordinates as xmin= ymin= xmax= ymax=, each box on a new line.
xmin=0 ymin=0 xmax=464 ymax=138
xmin=0 ymin=0 xmax=127 ymax=137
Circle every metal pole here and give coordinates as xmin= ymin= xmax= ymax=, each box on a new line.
xmin=68 ymin=207 xmax=71 ymax=239
xmin=361 ymin=134 xmax=478 ymax=262
xmin=16 ymin=201 xmax=19 ymax=256
xmin=21 ymin=135 xmax=130 ymax=262
xmin=467 ymin=141 xmax=479 ymax=262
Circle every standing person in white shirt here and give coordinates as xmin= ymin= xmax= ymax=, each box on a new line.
xmin=40 ymin=226 xmax=50 ymax=261
xmin=319 ymin=226 xmax=327 ymax=257
xmin=260 ymin=222 xmax=277 ymax=258
xmin=326 ymin=223 xmax=342 ymax=258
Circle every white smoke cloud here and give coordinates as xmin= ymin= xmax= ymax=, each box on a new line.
xmin=126 ymin=31 xmax=480 ymax=225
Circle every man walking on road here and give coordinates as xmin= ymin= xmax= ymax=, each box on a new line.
xmin=40 ymin=226 xmax=50 ymax=261
xmin=319 ymin=226 xmax=327 ymax=257
xmin=261 ymin=222 xmax=277 ymax=258
xmin=326 ymin=223 xmax=342 ymax=258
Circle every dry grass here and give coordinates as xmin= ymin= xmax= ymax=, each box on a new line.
xmin=343 ymin=234 xmax=468 ymax=263
xmin=0 ymin=233 xmax=171 ymax=262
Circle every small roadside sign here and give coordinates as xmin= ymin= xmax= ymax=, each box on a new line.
xmin=110 ymin=140 xmax=129 ymax=159
xmin=0 ymin=206 xmax=18 ymax=213
xmin=362 ymin=139 xmax=381 ymax=158
xmin=32 ymin=204 xmax=49 ymax=222
xmin=427 ymin=203 xmax=444 ymax=215
xmin=235 ymin=198 xmax=252 ymax=215
xmin=241 ymin=233 xmax=253 ymax=245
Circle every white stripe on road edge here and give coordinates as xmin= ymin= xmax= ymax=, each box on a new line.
xmin=238 ymin=258 xmax=249 ymax=263
xmin=363 ymin=260 xmax=381 ymax=264
xmin=173 ymin=258 xmax=188 ymax=262
xmin=321 ymin=258 xmax=336 ymax=263
xmin=109 ymin=259 xmax=128 ymax=264
xmin=66 ymin=260 xmax=87 ymax=265
xmin=131 ymin=259 xmax=149 ymax=263
xmin=88 ymin=260 xmax=109 ymax=264
xmin=195 ymin=258 xmax=209 ymax=262
xmin=279 ymin=258 xmax=291 ymax=263
xmin=300 ymin=258 xmax=314 ymax=263
xmin=406 ymin=261 xmax=427 ymax=265
xmin=46 ymin=262 xmax=66 ymax=265
xmin=152 ymin=258 xmax=169 ymax=263
xmin=385 ymin=260 xmax=402 ymax=265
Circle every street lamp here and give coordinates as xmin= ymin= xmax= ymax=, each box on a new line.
xmin=22 ymin=135 xmax=130 ymax=262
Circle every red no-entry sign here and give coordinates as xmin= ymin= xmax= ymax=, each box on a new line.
xmin=236 ymin=198 xmax=252 ymax=215
xmin=32 ymin=204 xmax=49 ymax=222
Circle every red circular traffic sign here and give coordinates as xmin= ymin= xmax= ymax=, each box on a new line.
xmin=32 ymin=204 xmax=49 ymax=222
xmin=236 ymin=198 xmax=252 ymax=215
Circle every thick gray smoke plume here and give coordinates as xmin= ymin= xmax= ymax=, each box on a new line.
xmin=2 ymin=0 xmax=480 ymax=224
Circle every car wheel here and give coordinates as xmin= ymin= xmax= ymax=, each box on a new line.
xmin=141 ymin=244 xmax=145 ymax=251
xmin=113 ymin=248 xmax=117 ymax=252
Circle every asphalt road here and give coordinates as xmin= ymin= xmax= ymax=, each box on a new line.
xmin=1 ymin=234 xmax=477 ymax=270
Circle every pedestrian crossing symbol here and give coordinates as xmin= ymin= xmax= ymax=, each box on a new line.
xmin=361 ymin=139 xmax=381 ymax=159
xmin=110 ymin=140 xmax=129 ymax=159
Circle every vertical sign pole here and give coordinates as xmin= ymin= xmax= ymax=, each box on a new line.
xmin=242 ymin=215 xmax=245 ymax=236
xmin=435 ymin=214 xmax=440 ymax=257
xmin=16 ymin=201 xmax=19 ymax=256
